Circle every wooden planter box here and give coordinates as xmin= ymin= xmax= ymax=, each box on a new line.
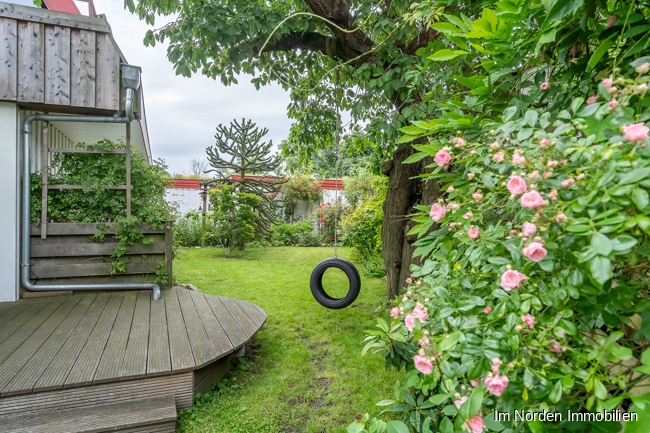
xmin=27 ymin=222 xmax=173 ymax=292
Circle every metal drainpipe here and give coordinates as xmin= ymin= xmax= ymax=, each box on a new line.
xmin=20 ymin=88 xmax=161 ymax=300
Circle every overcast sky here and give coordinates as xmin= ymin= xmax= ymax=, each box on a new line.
xmin=93 ymin=0 xmax=293 ymax=176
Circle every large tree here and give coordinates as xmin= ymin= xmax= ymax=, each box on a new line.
xmin=127 ymin=0 xmax=444 ymax=299
xmin=205 ymin=118 xmax=284 ymax=233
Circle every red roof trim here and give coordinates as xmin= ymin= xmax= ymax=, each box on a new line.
xmin=43 ymin=0 xmax=81 ymax=14
xmin=166 ymin=177 xmax=345 ymax=190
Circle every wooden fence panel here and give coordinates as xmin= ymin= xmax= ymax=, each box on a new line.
xmin=0 ymin=17 xmax=17 ymax=100
xmin=28 ymin=223 xmax=173 ymax=289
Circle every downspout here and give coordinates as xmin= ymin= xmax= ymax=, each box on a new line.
xmin=21 ymin=87 xmax=161 ymax=300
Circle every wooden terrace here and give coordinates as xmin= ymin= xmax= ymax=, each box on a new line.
xmin=0 ymin=288 xmax=266 ymax=432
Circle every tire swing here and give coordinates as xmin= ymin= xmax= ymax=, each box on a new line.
xmin=309 ymin=71 xmax=361 ymax=309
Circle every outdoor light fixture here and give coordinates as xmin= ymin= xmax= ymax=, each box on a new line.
xmin=121 ymin=64 xmax=142 ymax=91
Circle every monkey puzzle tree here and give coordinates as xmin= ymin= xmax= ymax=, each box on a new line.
xmin=205 ymin=118 xmax=284 ymax=233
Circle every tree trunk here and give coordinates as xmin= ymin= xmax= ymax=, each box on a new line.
xmin=382 ymin=148 xmax=440 ymax=300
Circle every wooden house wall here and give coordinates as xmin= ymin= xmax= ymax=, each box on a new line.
xmin=0 ymin=2 xmax=122 ymax=112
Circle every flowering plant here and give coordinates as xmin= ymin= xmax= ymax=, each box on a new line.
xmin=313 ymin=201 xmax=350 ymax=243
xmin=280 ymin=175 xmax=322 ymax=203
xmin=352 ymin=63 xmax=650 ymax=432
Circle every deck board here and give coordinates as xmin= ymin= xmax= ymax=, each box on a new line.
xmin=33 ymin=294 xmax=111 ymax=391
xmin=120 ymin=291 xmax=151 ymax=378
xmin=94 ymin=292 xmax=138 ymax=382
xmin=190 ymin=292 xmax=234 ymax=359
xmin=147 ymin=292 xmax=170 ymax=375
xmin=164 ymin=289 xmax=195 ymax=371
xmin=0 ymin=288 xmax=266 ymax=400
xmin=2 ymin=295 xmax=92 ymax=395
xmin=0 ymin=297 xmax=81 ymax=394
xmin=64 ymin=293 xmax=123 ymax=387
xmin=177 ymin=289 xmax=217 ymax=367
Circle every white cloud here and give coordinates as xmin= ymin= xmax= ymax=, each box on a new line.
xmin=95 ymin=0 xmax=292 ymax=175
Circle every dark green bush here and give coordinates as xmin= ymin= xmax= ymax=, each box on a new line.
xmin=270 ymin=220 xmax=322 ymax=247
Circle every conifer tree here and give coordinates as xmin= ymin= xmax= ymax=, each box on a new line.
xmin=205 ymin=118 xmax=284 ymax=233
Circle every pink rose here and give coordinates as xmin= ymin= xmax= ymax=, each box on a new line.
xmin=466 ymin=415 xmax=486 ymax=433
xmin=523 ymin=242 xmax=547 ymax=262
xmin=472 ymin=192 xmax=483 ymax=201
xmin=500 ymin=270 xmax=528 ymax=290
xmin=485 ymin=374 xmax=509 ymax=396
xmin=512 ymin=149 xmax=526 ymax=165
xmin=414 ymin=353 xmax=433 ymax=374
xmin=606 ymin=15 xmax=618 ymax=28
xmin=468 ymin=227 xmax=480 ymax=240
xmin=483 ymin=306 xmax=493 ymax=314
xmin=413 ymin=303 xmax=428 ymax=321
xmin=390 ymin=307 xmax=400 ymax=318
xmin=429 ymin=203 xmax=446 ymax=222
xmin=602 ymin=78 xmax=613 ymax=88
xmin=522 ymin=314 xmax=535 ymax=328
xmin=555 ymin=213 xmax=567 ymax=223
xmin=540 ymin=138 xmax=549 ymax=147
xmin=540 ymin=82 xmax=549 ymax=90
xmin=405 ymin=314 xmax=415 ymax=331
xmin=522 ymin=222 xmax=536 ymax=237
xmin=467 ymin=173 xmax=475 ymax=180
xmin=560 ymin=178 xmax=575 ymax=188
xmin=434 ymin=149 xmax=452 ymax=166
xmin=547 ymin=160 xmax=558 ymax=168
xmin=549 ymin=340 xmax=565 ymax=354
xmin=637 ymin=63 xmax=650 ymax=74
xmin=586 ymin=96 xmax=597 ymax=104
xmin=530 ymin=170 xmax=540 ymax=179
xmin=406 ymin=277 xmax=412 ymax=284
xmin=492 ymin=151 xmax=504 ymax=162
xmin=507 ymin=176 xmax=527 ymax=195
xmin=609 ymin=100 xmax=619 ymax=109
xmin=520 ymin=190 xmax=547 ymax=208
xmin=463 ymin=211 xmax=473 ymax=219
xmin=454 ymin=395 xmax=468 ymax=409
xmin=491 ymin=357 xmax=501 ymax=373
xmin=623 ymin=123 xmax=649 ymax=142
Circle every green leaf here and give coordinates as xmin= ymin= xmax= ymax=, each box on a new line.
xmin=591 ymin=232 xmax=613 ymax=256
xmin=547 ymin=0 xmax=584 ymax=21
xmin=587 ymin=36 xmax=615 ymax=72
xmin=525 ymin=110 xmax=538 ymax=127
xmin=438 ymin=331 xmax=462 ymax=351
xmin=590 ymin=255 xmax=613 ymax=286
xmin=403 ymin=152 xmax=429 ymax=164
xmin=487 ymin=257 xmax=510 ymax=265
xmin=632 ymin=188 xmax=649 ymax=211
xmin=619 ymin=166 xmax=650 ymax=186
xmin=430 ymin=22 xmax=464 ymax=37
xmin=429 ymin=49 xmax=470 ymax=61
xmin=387 ymin=421 xmax=409 ymax=433
xmin=429 ymin=394 xmax=450 ymax=406
xmin=502 ymin=106 xmax=517 ymax=122
xmin=593 ymin=378 xmax=608 ymax=399
xmin=439 ymin=417 xmax=453 ymax=433
xmin=549 ymin=380 xmax=563 ymax=403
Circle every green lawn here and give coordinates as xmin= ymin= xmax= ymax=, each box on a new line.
xmin=174 ymin=246 xmax=399 ymax=433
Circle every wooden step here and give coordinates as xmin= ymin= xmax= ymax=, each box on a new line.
xmin=0 ymin=395 xmax=177 ymax=433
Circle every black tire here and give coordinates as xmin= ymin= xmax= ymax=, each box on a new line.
xmin=310 ymin=257 xmax=361 ymax=309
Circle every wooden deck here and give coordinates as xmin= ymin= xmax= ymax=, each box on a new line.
xmin=0 ymin=288 xmax=265 ymax=413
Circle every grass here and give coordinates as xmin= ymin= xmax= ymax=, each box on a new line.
xmin=174 ymin=246 xmax=399 ymax=433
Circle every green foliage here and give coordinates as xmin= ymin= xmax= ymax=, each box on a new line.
xmin=30 ymin=139 xmax=174 ymax=225
xmin=357 ymin=64 xmax=650 ymax=432
xmin=340 ymin=177 xmax=387 ymax=277
xmin=270 ymin=221 xmax=322 ymax=247
xmin=173 ymin=211 xmax=220 ymax=248
xmin=280 ymin=175 xmax=321 ymax=222
xmin=209 ymin=185 xmax=261 ymax=257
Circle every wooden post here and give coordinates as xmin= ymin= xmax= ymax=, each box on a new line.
xmin=126 ymin=122 xmax=131 ymax=217
xmin=164 ymin=220 xmax=173 ymax=288
xmin=40 ymin=121 xmax=48 ymax=239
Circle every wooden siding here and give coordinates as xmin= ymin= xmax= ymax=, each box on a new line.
xmin=0 ymin=1 xmax=123 ymax=111
xmin=28 ymin=222 xmax=173 ymax=289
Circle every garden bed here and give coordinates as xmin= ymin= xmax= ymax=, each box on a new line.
xmin=27 ymin=222 xmax=172 ymax=293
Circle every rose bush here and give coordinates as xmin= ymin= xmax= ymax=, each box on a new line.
xmin=350 ymin=63 xmax=650 ymax=433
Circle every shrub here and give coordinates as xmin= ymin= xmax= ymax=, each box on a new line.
xmin=354 ymin=65 xmax=650 ymax=432
xmin=209 ymin=185 xmax=261 ymax=257
xmin=313 ymin=201 xmax=350 ymax=244
xmin=340 ymin=190 xmax=386 ymax=277
xmin=280 ymin=175 xmax=322 ymax=222
xmin=270 ymin=220 xmax=322 ymax=247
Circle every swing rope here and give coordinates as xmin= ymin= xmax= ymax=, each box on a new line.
xmin=333 ymin=70 xmax=341 ymax=258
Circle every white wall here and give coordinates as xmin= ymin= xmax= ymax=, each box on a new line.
xmin=165 ymin=188 xmax=204 ymax=216
xmin=0 ymin=103 xmax=19 ymax=302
